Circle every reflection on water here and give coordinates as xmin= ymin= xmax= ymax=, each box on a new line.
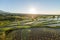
xmin=6 ymin=28 xmax=60 ymax=40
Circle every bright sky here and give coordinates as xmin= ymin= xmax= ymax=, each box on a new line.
xmin=0 ymin=0 xmax=60 ymax=14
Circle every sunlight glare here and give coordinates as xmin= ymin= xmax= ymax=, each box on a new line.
xmin=29 ymin=8 xmax=37 ymax=14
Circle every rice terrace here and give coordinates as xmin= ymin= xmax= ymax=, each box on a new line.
xmin=0 ymin=10 xmax=60 ymax=40
xmin=0 ymin=0 xmax=60 ymax=40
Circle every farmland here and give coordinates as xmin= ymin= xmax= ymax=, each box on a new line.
xmin=0 ymin=11 xmax=60 ymax=40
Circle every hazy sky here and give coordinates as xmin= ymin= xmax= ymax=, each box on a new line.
xmin=0 ymin=0 xmax=60 ymax=14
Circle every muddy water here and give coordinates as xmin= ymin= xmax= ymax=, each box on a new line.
xmin=7 ymin=28 xmax=60 ymax=40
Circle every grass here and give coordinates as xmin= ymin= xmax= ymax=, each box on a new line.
xmin=17 ymin=26 xmax=31 ymax=29
xmin=0 ymin=26 xmax=31 ymax=32
xmin=0 ymin=21 xmax=11 ymax=27
xmin=0 ymin=19 xmax=60 ymax=40
xmin=6 ymin=28 xmax=60 ymax=40
xmin=0 ymin=27 xmax=14 ymax=32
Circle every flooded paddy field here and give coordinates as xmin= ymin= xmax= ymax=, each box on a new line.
xmin=6 ymin=28 xmax=60 ymax=40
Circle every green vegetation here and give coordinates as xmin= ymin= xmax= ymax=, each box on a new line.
xmin=17 ymin=26 xmax=31 ymax=29
xmin=0 ymin=10 xmax=60 ymax=40
xmin=0 ymin=21 xmax=11 ymax=27
xmin=6 ymin=28 xmax=60 ymax=40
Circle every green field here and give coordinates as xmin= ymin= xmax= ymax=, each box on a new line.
xmin=0 ymin=14 xmax=60 ymax=40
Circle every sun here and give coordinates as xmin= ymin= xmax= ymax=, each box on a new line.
xmin=29 ymin=8 xmax=37 ymax=14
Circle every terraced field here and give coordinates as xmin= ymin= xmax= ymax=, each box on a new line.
xmin=6 ymin=28 xmax=60 ymax=40
xmin=0 ymin=19 xmax=60 ymax=40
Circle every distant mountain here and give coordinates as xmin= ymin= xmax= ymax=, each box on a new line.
xmin=0 ymin=10 xmax=5 ymax=13
xmin=0 ymin=10 xmax=60 ymax=16
xmin=0 ymin=10 xmax=9 ymax=15
xmin=0 ymin=10 xmax=27 ymax=16
xmin=0 ymin=10 xmax=10 ymax=13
